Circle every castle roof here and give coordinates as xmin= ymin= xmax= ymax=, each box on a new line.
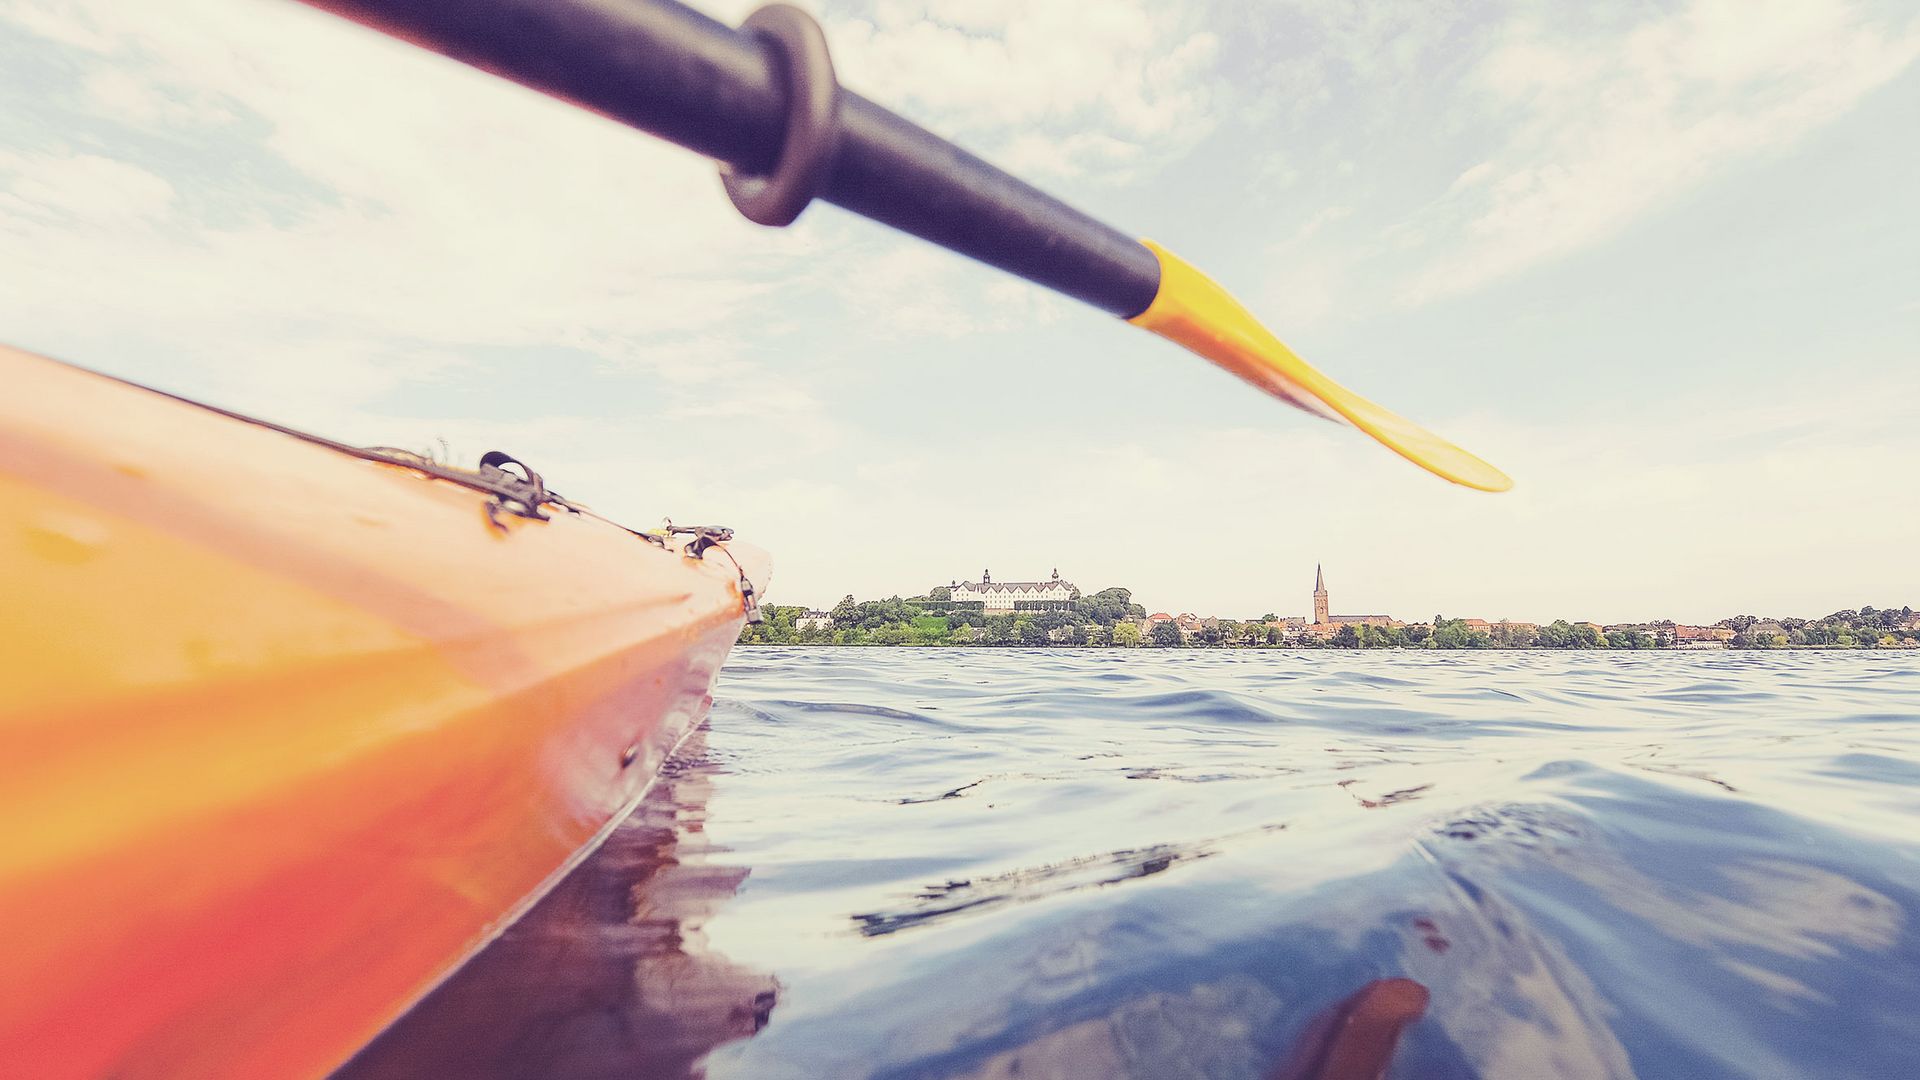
xmin=955 ymin=580 xmax=1069 ymax=594
xmin=953 ymin=568 xmax=1074 ymax=595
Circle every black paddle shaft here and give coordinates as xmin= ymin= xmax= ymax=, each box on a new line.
xmin=299 ymin=0 xmax=1163 ymax=318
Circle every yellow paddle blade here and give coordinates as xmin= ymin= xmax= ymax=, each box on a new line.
xmin=1127 ymin=241 xmax=1513 ymax=493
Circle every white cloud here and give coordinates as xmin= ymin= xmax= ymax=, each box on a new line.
xmin=826 ymin=0 xmax=1221 ymax=180
xmin=740 ymin=362 xmax=1920 ymax=621
xmin=0 ymin=0 xmax=808 ymax=432
xmin=1404 ymin=0 xmax=1920 ymax=300
xmin=0 ymin=0 xmax=1191 ymax=445
xmin=825 ymin=235 xmax=1070 ymax=342
xmin=0 ymin=148 xmax=175 ymax=222
xmin=0 ymin=0 xmax=111 ymax=49
xmin=4 ymin=0 xmax=1914 ymax=626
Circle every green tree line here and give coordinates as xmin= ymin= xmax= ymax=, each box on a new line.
xmin=738 ymin=595 xmax=1918 ymax=650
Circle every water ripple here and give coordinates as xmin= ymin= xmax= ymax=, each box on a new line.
xmin=660 ymin=650 xmax=1920 ymax=1077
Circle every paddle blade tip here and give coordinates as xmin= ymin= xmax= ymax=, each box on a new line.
xmin=1128 ymin=240 xmax=1513 ymax=494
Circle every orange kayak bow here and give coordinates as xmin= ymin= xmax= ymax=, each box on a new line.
xmin=0 ymin=346 xmax=767 ymax=1079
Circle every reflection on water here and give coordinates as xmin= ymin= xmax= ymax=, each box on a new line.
xmin=851 ymin=822 xmax=1288 ymax=938
xmin=700 ymin=650 xmax=1920 ymax=1080
xmin=1274 ymin=978 xmax=1430 ymax=1080
xmin=363 ymin=650 xmax=1920 ymax=1079
xmin=336 ymin=726 xmax=775 ymax=1080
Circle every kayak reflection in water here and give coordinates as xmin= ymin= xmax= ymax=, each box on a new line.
xmin=332 ymin=717 xmax=1432 ymax=1080
xmin=335 ymin=724 xmax=776 ymax=1080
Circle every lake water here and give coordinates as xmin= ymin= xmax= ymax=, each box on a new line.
xmin=346 ymin=648 xmax=1920 ymax=1079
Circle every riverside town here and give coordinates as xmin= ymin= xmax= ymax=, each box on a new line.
xmin=740 ymin=566 xmax=1920 ymax=650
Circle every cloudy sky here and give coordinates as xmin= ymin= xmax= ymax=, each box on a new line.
xmin=3 ymin=0 xmax=1916 ymax=623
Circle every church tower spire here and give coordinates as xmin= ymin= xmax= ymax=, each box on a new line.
xmin=1313 ymin=564 xmax=1329 ymax=625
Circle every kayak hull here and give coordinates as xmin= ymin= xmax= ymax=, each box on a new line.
xmin=0 ymin=346 xmax=767 ymax=1079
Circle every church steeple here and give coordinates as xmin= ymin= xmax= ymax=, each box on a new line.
xmin=1312 ymin=564 xmax=1330 ymax=625
xmin=1314 ymin=564 xmax=1324 ymax=593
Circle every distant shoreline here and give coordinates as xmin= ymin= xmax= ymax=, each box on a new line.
xmin=741 ymin=595 xmax=1919 ymax=652
xmin=735 ymin=641 xmax=1916 ymax=651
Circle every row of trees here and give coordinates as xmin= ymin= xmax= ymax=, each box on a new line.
xmin=738 ymin=587 xmax=1152 ymax=647
xmin=1122 ymin=617 xmax=1656 ymax=650
xmin=1721 ymin=607 xmax=1917 ymax=649
xmin=738 ymin=598 xmax=1918 ymax=650
xmin=739 ymin=604 xmax=1152 ymax=647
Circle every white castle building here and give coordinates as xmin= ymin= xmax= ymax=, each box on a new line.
xmin=949 ymin=568 xmax=1076 ymax=612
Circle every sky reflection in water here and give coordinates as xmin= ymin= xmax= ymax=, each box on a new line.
xmin=362 ymin=650 xmax=1920 ymax=1079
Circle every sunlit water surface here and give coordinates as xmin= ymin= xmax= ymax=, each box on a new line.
xmin=699 ymin=649 xmax=1920 ymax=1079
xmin=354 ymin=648 xmax=1920 ymax=1079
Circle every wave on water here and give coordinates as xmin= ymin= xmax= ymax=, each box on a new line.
xmin=351 ymin=648 xmax=1920 ymax=1080
xmin=697 ymin=649 xmax=1920 ymax=1080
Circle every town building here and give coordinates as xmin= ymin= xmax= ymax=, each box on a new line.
xmin=795 ymin=610 xmax=833 ymax=632
xmin=949 ymin=568 xmax=1077 ymax=612
xmin=1310 ymin=565 xmax=1394 ymax=628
